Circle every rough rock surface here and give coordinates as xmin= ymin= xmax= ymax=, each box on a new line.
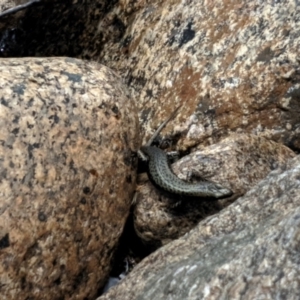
xmin=97 ymin=0 xmax=300 ymax=151
xmin=0 ymin=1 xmax=299 ymax=299
xmin=0 ymin=0 xmax=16 ymax=12
xmin=99 ymin=154 xmax=300 ymax=300
xmin=0 ymin=57 xmax=139 ymax=300
xmin=134 ymin=134 xmax=295 ymax=247
xmin=1 ymin=1 xmax=299 ymax=151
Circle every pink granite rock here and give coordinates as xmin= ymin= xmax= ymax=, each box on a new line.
xmin=0 ymin=57 xmax=139 ymax=300
xmin=2 ymin=1 xmax=299 ymax=152
xmin=98 ymin=0 xmax=300 ymax=151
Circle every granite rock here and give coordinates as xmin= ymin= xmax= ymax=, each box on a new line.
xmin=0 ymin=57 xmax=139 ymax=300
xmin=0 ymin=1 xmax=299 ymax=298
xmin=1 ymin=1 xmax=299 ymax=151
xmin=98 ymin=154 xmax=300 ymax=300
xmin=134 ymin=134 xmax=295 ymax=247
xmin=97 ymin=0 xmax=300 ymax=151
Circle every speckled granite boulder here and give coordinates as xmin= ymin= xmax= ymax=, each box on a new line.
xmin=0 ymin=57 xmax=139 ymax=300
xmin=99 ymin=154 xmax=300 ymax=300
xmin=134 ymin=134 xmax=295 ymax=247
xmin=97 ymin=0 xmax=300 ymax=151
xmin=2 ymin=1 xmax=299 ymax=151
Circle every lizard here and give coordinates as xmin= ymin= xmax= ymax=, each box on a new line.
xmin=138 ymin=105 xmax=232 ymax=199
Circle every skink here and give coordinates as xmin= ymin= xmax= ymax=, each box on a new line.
xmin=141 ymin=145 xmax=232 ymax=198
xmin=139 ymin=105 xmax=232 ymax=199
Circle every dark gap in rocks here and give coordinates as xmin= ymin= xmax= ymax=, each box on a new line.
xmin=97 ymin=211 xmax=153 ymax=296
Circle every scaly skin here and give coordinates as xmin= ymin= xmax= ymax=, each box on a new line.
xmin=141 ymin=146 xmax=232 ymax=199
xmin=140 ymin=105 xmax=232 ymax=198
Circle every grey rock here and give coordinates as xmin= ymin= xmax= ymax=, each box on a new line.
xmin=98 ymin=154 xmax=300 ymax=300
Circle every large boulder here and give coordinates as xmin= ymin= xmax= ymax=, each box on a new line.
xmin=98 ymin=0 xmax=300 ymax=151
xmin=0 ymin=57 xmax=139 ymax=300
xmin=2 ymin=1 xmax=299 ymax=151
xmin=99 ymin=154 xmax=300 ymax=300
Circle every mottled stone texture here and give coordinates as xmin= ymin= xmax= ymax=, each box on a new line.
xmin=0 ymin=57 xmax=139 ymax=300
xmin=99 ymin=154 xmax=300 ymax=300
xmin=0 ymin=1 xmax=299 ymax=299
xmin=0 ymin=0 xmax=16 ymax=12
xmin=134 ymin=134 xmax=295 ymax=247
xmin=96 ymin=0 xmax=300 ymax=151
xmin=2 ymin=1 xmax=300 ymax=150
